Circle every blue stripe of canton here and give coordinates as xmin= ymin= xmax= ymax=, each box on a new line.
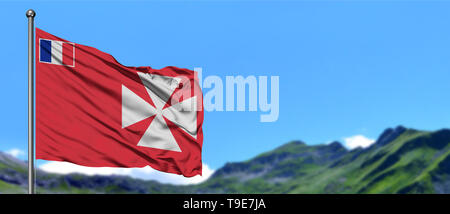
xmin=40 ymin=39 xmax=51 ymax=63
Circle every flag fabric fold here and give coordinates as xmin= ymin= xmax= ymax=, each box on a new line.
xmin=35 ymin=28 xmax=204 ymax=177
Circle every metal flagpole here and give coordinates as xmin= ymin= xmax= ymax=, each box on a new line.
xmin=26 ymin=9 xmax=36 ymax=194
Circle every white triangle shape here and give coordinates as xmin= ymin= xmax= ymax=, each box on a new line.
xmin=137 ymin=72 xmax=181 ymax=109
xmin=137 ymin=114 xmax=182 ymax=152
xmin=122 ymin=85 xmax=156 ymax=128
xmin=163 ymin=96 xmax=198 ymax=139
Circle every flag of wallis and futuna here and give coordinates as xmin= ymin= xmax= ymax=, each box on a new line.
xmin=35 ymin=28 xmax=204 ymax=177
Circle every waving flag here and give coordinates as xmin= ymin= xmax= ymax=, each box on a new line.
xmin=35 ymin=28 xmax=204 ymax=177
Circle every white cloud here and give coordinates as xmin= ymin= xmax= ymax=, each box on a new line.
xmin=5 ymin=148 xmax=25 ymax=158
xmin=39 ymin=161 xmax=214 ymax=185
xmin=343 ymin=135 xmax=375 ymax=149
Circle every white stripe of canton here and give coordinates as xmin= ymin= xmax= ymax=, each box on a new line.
xmin=51 ymin=41 xmax=63 ymax=65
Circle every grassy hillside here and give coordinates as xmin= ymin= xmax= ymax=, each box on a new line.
xmin=192 ymin=126 xmax=450 ymax=193
xmin=1 ymin=126 xmax=450 ymax=194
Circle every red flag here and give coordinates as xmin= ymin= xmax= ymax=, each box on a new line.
xmin=35 ymin=28 xmax=204 ymax=177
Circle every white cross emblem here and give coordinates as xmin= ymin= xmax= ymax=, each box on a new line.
xmin=122 ymin=72 xmax=198 ymax=152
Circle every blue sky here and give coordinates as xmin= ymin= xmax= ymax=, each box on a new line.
xmin=1 ymin=1 xmax=450 ymax=182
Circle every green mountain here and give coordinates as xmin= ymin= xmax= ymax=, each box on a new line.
xmin=1 ymin=126 xmax=450 ymax=193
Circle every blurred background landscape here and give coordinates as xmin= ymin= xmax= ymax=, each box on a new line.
xmin=2 ymin=125 xmax=450 ymax=194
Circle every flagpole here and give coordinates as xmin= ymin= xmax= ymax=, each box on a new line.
xmin=26 ymin=9 xmax=36 ymax=194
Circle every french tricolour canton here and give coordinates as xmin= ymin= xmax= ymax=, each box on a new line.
xmin=39 ymin=39 xmax=75 ymax=66
xmin=35 ymin=28 xmax=204 ymax=177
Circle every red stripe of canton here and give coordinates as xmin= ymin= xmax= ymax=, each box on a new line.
xmin=62 ymin=42 xmax=74 ymax=66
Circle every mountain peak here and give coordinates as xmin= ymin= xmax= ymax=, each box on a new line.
xmin=287 ymin=140 xmax=306 ymax=146
xmin=327 ymin=141 xmax=345 ymax=151
xmin=374 ymin=125 xmax=407 ymax=147
xmin=272 ymin=140 xmax=306 ymax=151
